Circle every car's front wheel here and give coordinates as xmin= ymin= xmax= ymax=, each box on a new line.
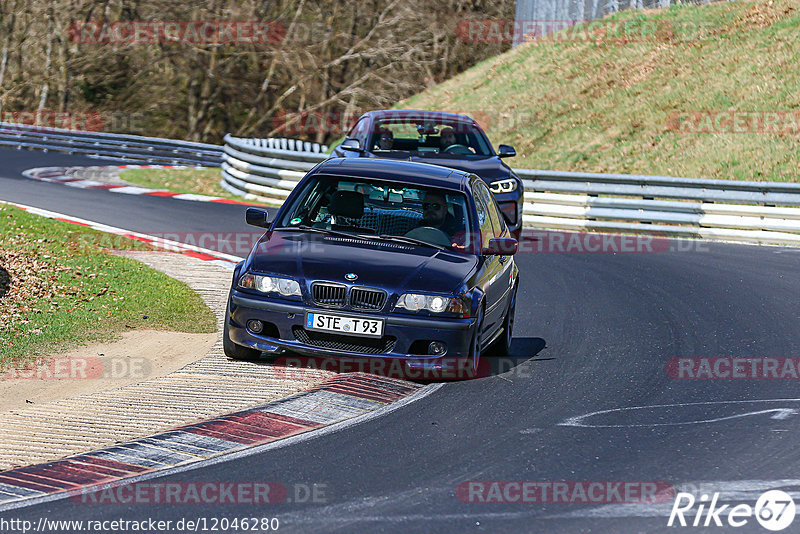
xmin=223 ymin=301 xmax=262 ymax=361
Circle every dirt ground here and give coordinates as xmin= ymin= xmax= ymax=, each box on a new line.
xmin=0 ymin=330 xmax=218 ymax=412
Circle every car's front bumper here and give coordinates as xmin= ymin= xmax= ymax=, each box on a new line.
xmin=227 ymin=290 xmax=476 ymax=362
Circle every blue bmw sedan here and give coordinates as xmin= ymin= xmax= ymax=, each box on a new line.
xmin=224 ymin=158 xmax=519 ymax=378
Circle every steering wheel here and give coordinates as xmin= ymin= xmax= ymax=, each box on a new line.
xmin=404 ymin=226 xmax=451 ymax=247
xmin=443 ymin=144 xmax=473 ymax=155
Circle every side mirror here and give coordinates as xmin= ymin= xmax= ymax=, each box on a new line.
xmin=483 ymin=237 xmax=518 ymax=256
xmin=246 ymin=208 xmax=272 ymax=228
xmin=497 ymin=144 xmax=516 ymax=158
xmin=340 ymin=138 xmax=364 ymax=153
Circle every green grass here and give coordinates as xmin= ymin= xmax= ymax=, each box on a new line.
xmin=400 ymin=0 xmax=800 ymax=181
xmin=119 ymin=167 xmax=269 ymax=205
xmin=0 ymin=205 xmax=216 ymax=370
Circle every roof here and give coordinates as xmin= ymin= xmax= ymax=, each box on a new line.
xmin=310 ymin=158 xmax=474 ymax=192
xmin=366 ymin=109 xmax=477 ymax=124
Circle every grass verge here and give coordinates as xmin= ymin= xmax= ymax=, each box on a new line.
xmin=119 ymin=167 xmax=269 ymax=205
xmin=400 ymin=0 xmax=800 ymax=181
xmin=0 ymin=204 xmax=217 ymax=370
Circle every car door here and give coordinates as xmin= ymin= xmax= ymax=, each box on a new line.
xmin=473 ymin=181 xmax=505 ymax=334
xmin=482 ymin=184 xmax=515 ymax=323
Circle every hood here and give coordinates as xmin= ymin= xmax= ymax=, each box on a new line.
xmin=407 ymin=155 xmax=511 ymax=181
xmin=247 ymin=231 xmax=477 ymax=295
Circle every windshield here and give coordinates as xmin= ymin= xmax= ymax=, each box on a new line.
xmin=369 ymin=119 xmax=493 ymax=156
xmin=277 ymin=175 xmax=474 ymax=251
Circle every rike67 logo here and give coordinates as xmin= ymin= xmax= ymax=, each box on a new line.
xmin=669 ymin=490 xmax=796 ymax=531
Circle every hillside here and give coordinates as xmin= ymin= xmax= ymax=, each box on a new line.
xmin=400 ymin=0 xmax=800 ymax=181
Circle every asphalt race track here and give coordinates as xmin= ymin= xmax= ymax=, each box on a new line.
xmin=2 ymin=147 xmax=800 ymax=533
xmin=0 ymin=149 xmax=269 ymax=249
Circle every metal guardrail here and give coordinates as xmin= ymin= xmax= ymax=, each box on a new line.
xmin=516 ymin=170 xmax=800 ymax=245
xmin=15 ymin=124 xmax=792 ymax=246
xmin=0 ymin=122 xmax=223 ymax=166
xmin=221 ymin=135 xmax=800 ymax=246
xmin=219 ymin=134 xmax=327 ymax=201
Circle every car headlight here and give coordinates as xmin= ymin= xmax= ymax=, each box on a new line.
xmin=238 ymin=273 xmax=302 ymax=297
xmin=489 ymin=178 xmax=518 ymax=193
xmin=396 ymin=293 xmax=466 ymax=315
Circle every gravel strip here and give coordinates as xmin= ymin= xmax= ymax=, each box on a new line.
xmin=0 ymin=252 xmax=334 ymax=471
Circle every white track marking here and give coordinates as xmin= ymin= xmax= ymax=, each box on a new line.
xmin=560 ymin=399 xmax=800 ymax=428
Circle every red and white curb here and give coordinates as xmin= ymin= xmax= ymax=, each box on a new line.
xmin=22 ymin=165 xmax=261 ymax=206
xmin=0 ymin=200 xmax=243 ymax=270
xmin=0 ymin=374 xmax=426 ymax=509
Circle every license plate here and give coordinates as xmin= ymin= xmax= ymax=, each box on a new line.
xmin=305 ymin=312 xmax=384 ymax=338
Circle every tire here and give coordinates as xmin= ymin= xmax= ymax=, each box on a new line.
xmin=493 ymin=285 xmax=517 ymax=358
xmin=223 ymin=301 xmax=262 ymax=361
xmin=464 ymin=306 xmax=484 ymax=379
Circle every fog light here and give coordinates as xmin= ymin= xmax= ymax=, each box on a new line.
xmin=247 ymin=320 xmax=263 ymax=334
xmin=428 ymin=341 xmax=446 ymax=355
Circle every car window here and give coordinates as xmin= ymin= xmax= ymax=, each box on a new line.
xmin=370 ymin=119 xmax=492 ymax=156
xmin=277 ymin=175 xmax=474 ymax=251
xmin=347 ymin=117 xmax=369 ymax=148
xmin=474 ymin=186 xmax=494 ymax=250
xmin=476 ymin=181 xmax=506 ymax=237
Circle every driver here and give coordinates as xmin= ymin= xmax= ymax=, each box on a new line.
xmin=439 ymin=127 xmax=456 ymax=151
xmin=376 ymin=128 xmax=393 ymax=150
xmin=420 ymin=191 xmax=460 ymax=238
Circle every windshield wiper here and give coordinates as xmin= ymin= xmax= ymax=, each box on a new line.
xmin=284 ymin=225 xmax=375 ymax=240
xmin=378 ymin=234 xmax=446 ymax=250
xmin=281 ymin=226 xmax=445 ymax=250
xmin=279 ymin=225 xmax=351 ymax=238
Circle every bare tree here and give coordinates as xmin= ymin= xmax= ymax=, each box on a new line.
xmin=0 ymin=0 xmax=512 ymax=142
